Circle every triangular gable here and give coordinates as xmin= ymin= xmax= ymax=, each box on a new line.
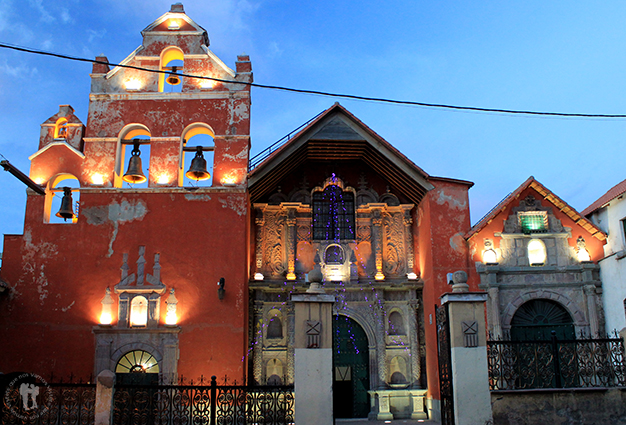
xmin=249 ymin=103 xmax=435 ymax=205
xmin=581 ymin=178 xmax=626 ymax=216
xmin=29 ymin=141 xmax=85 ymax=161
xmin=141 ymin=5 xmax=208 ymax=39
xmin=41 ymin=105 xmax=83 ymax=125
xmin=466 ymin=176 xmax=606 ymax=241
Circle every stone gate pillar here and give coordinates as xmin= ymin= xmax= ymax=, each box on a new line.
xmin=441 ymin=271 xmax=493 ymax=425
xmin=292 ymin=269 xmax=335 ymax=425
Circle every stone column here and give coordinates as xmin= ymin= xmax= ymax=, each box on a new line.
xmin=584 ymin=285 xmax=600 ymax=337
xmin=440 ymin=271 xmax=493 ymax=425
xmin=292 ymin=271 xmax=335 ymax=425
xmin=286 ymin=207 xmax=297 ymax=280
xmin=372 ymin=209 xmax=385 ymax=280
xmin=94 ymin=370 xmax=115 ymax=425
xmin=255 ymin=208 xmax=265 ymax=277
xmin=488 ymin=286 xmax=502 ymax=339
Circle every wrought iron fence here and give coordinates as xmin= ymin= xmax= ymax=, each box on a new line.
xmin=1 ymin=382 xmax=95 ymax=425
xmin=488 ymin=332 xmax=626 ymax=390
xmin=113 ymin=375 xmax=294 ymax=425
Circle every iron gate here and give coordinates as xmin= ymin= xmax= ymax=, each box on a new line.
xmin=436 ymin=304 xmax=454 ymax=425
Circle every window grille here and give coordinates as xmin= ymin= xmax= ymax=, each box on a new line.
xmin=312 ymin=185 xmax=355 ymax=241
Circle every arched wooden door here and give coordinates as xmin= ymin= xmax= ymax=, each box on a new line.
xmin=332 ymin=316 xmax=370 ymax=418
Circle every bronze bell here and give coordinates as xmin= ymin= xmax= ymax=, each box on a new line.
xmin=166 ymin=66 xmax=181 ymax=86
xmin=185 ymin=146 xmax=210 ymax=181
xmin=56 ymin=187 xmax=75 ymax=221
xmin=123 ymin=142 xmax=147 ymax=184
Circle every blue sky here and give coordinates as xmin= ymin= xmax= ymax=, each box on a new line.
xmin=1 ymin=0 xmax=626 ymax=251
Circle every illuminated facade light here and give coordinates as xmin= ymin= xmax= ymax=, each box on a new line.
xmin=221 ymin=174 xmax=238 ymax=186
xmin=576 ymin=236 xmax=591 ymax=262
xmin=157 ymin=174 xmax=171 ymax=185
xmin=91 ymin=173 xmax=105 ymax=185
xmin=124 ymin=78 xmax=142 ymax=91
xmin=375 ymin=272 xmax=385 ymax=281
xmin=165 ymin=288 xmax=178 ymax=326
xmin=483 ymin=249 xmax=497 ymax=264
xmin=100 ymin=287 xmax=114 ymax=325
xmin=254 ymin=272 xmax=264 ymax=281
xmin=527 ymin=239 xmax=547 ymax=265
xmin=406 ymin=272 xmax=418 ymax=280
xmin=168 ymin=20 xmax=180 ymax=30
xmin=199 ymin=79 xmax=214 ymax=89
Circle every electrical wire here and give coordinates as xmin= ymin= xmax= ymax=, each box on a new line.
xmin=1 ymin=41 xmax=626 ymax=118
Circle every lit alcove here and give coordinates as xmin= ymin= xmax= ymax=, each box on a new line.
xmin=130 ymin=295 xmax=149 ymax=327
xmin=388 ymin=311 xmax=406 ymax=336
xmin=159 ymin=46 xmax=184 ymax=93
xmin=527 ymin=239 xmax=547 ymax=266
xmin=116 ymin=125 xmax=151 ymax=188
xmin=45 ymin=174 xmax=80 ymax=224
xmin=266 ymin=359 xmax=284 ymax=385
xmin=180 ymin=124 xmax=215 ymax=187
xmin=54 ymin=117 xmax=69 ymax=139
xmin=267 ymin=310 xmax=283 ymax=339
xmin=389 ymin=356 xmax=408 ymax=386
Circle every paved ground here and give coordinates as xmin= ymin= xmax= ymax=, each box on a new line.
xmin=335 ymin=418 xmax=439 ymax=425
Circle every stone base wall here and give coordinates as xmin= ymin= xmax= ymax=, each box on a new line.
xmin=492 ymin=388 xmax=626 ymax=425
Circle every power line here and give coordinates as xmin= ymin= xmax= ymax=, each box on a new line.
xmin=2 ymin=41 xmax=626 ymax=119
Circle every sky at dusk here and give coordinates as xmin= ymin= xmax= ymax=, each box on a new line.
xmin=1 ymin=0 xmax=626 ymax=252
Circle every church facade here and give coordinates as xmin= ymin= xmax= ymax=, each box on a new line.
xmin=0 ymin=4 xmax=611 ymax=422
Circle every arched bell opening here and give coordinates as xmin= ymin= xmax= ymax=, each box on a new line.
xmin=179 ymin=123 xmax=215 ymax=187
xmin=159 ymin=46 xmax=184 ymax=93
xmin=115 ymin=125 xmax=152 ymax=188
xmin=45 ymin=174 xmax=80 ymax=224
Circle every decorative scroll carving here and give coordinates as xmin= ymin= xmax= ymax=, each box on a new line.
xmin=357 ymin=224 xmax=371 ymax=243
xmin=403 ymin=208 xmax=415 ymax=274
xmin=286 ymin=208 xmax=297 ymax=280
xmin=252 ymin=302 xmax=264 ymax=384
xmin=408 ymin=301 xmax=421 ymax=385
xmin=372 ymin=209 xmax=385 ymax=280
xmin=382 ymin=211 xmax=405 ymax=277
xmin=264 ymin=210 xmax=286 ymax=276
xmin=255 ymin=210 xmax=265 ymax=271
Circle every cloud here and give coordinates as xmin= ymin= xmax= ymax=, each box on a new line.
xmin=28 ymin=0 xmax=53 ymax=23
xmin=87 ymin=29 xmax=106 ymax=44
xmin=60 ymin=8 xmax=72 ymax=24
xmin=41 ymin=39 xmax=53 ymax=50
xmin=0 ymin=1 xmax=12 ymax=33
xmin=268 ymin=41 xmax=282 ymax=58
xmin=0 ymin=60 xmax=38 ymax=78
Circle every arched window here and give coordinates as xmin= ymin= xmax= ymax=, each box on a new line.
xmin=511 ymin=299 xmax=574 ymax=340
xmin=116 ymin=350 xmax=159 ymax=385
xmin=388 ymin=311 xmax=406 ymax=336
xmin=54 ymin=118 xmax=68 ymax=139
xmin=45 ymin=174 xmax=80 ymax=224
xmin=312 ymin=181 xmax=355 ymax=241
xmin=116 ymin=125 xmax=151 ymax=188
xmin=527 ymin=239 xmax=547 ymax=266
xmin=130 ymin=296 xmax=148 ymax=327
xmin=267 ymin=311 xmax=283 ymax=339
xmin=116 ymin=350 xmax=159 ymax=374
xmin=325 ymin=245 xmax=344 ymax=264
xmin=159 ymin=47 xmax=184 ymax=93
xmin=180 ymin=124 xmax=215 ymax=187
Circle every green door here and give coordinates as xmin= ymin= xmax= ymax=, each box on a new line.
xmin=333 ymin=316 xmax=370 ymax=418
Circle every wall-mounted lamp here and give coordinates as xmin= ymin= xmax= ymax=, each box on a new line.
xmin=254 ymin=273 xmax=264 ymax=281
xmin=165 ymin=288 xmax=178 ymax=326
xmin=218 ymin=277 xmax=225 ymax=300
xmin=124 ymin=78 xmax=142 ymax=91
xmin=406 ymin=272 xmax=418 ymax=280
xmin=100 ymin=287 xmax=114 ymax=325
